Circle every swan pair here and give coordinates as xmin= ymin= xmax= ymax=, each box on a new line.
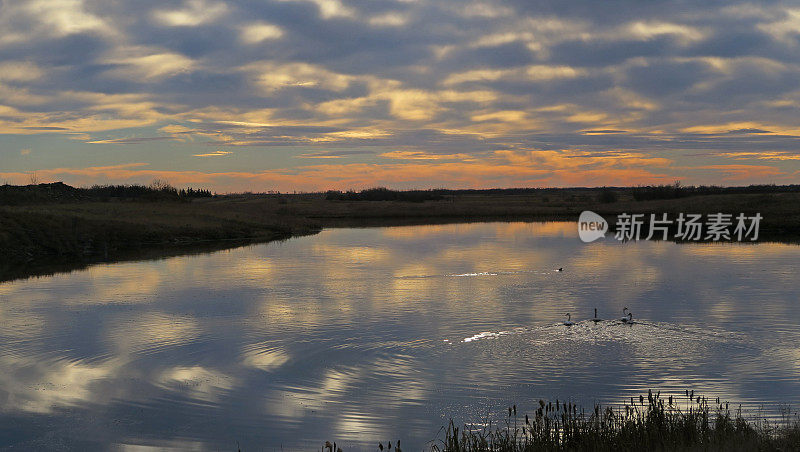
xmin=562 ymin=311 xmax=599 ymax=325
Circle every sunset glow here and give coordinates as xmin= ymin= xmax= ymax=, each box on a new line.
xmin=2 ymin=1 xmax=800 ymax=191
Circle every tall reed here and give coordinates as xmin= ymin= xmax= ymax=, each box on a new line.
xmin=430 ymin=390 xmax=800 ymax=451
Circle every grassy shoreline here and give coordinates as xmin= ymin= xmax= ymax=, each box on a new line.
xmin=3 ymin=183 xmax=800 ymax=281
xmin=424 ymin=390 xmax=800 ymax=451
xmin=317 ymin=391 xmax=800 ymax=451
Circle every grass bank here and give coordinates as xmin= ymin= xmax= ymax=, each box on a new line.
xmin=0 ymin=198 xmax=320 ymax=281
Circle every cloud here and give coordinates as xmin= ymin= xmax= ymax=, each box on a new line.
xmin=193 ymin=150 xmax=233 ymax=157
xmin=152 ymin=0 xmax=228 ymax=27
xmin=239 ymin=22 xmax=284 ymax=44
xmin=20 ymin=0 xmax=115 ymax=37
xmin=0 ymin=148 xmax=681 ymax=191
xmin=694 ymin=164 xmax=787 ymax=181
xmin=0 ymin=61 xmax=44 ymax=82
xmin=282 ymin=0 xmax=356 ymax=19
xmin=2 ymin=0 xmax=800 ymax=190
xmin=87 ymin=137 xmax=178 ymax=145
xmin=102 ymin=47 xmax=197 ymax=80
xmin=624 ymin=21 xmax=706 ymax=44
xmin=757 ymin=8 xmax=800 ymax=44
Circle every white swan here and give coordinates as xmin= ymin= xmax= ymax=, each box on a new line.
xmin=563 ymin=312 xmax=575 ymax=326
xmin=592 ymin=308 xmax=602 ymax=323
xmin=622 ymin=311 xmax=633 ymax=324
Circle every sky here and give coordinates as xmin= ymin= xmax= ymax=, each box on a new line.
xmin=1 ymin=0 xmax=800 ymax=192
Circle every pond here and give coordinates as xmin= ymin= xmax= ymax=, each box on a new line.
xmin=1 ymin=222 xmax=799 ymax=450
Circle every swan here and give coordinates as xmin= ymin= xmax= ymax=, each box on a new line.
xmin=563 ymin=313 xmax=574 ymax=326
xmin=592 ymin=308 xmax=602 ymax=323
xmin=620 ymin=307 xmax=629 ymax=322
xmin=556 ymin=267 xmax=563 ymax=272
xmin=622 ymin=311 xmax=633 ymax=324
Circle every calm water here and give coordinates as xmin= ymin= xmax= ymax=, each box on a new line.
xmin=1 ymin=222 xmax=799 ymax=450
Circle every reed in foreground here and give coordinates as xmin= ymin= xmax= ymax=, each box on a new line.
xmin=431 ymin=390 xmax=800 ymax=451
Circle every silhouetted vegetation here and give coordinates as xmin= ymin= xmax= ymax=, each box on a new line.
xmin=631 ymin=182 xmax=689 ymax=201
xmin=325 ymin=187 xmax=444 ymax=202
xmin=597 ymin=188 xmax=618 ymax=203
xmin=85 ymin=183 xmax=210 ymax=200
xmin=316 ymin=184 xmax=800 ymax=204
xmin=630 ymin=182 xmax=800 ymax=201
xmin=0 ymin=182 xmax=85 ymax=204
xmin=430 ymin=390 xmax=800 ymax=451
xmin=0 ymin=181 xmax=212 ymax=205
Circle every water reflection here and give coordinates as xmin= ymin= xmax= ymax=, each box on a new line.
xmin=0 ymin=222 xmax=799 ymax=450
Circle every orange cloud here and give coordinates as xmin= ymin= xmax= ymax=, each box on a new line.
xmin=193 ymin=150 xmax=233 ymax=157
xmin=694 ymin=164 xmax=786 ymax=181
xmin=0 ymin=158 xmax=676 ymax=193
xmin=708 ymin=151 xmax=800 ymax=161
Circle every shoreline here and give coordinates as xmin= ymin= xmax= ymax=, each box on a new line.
xmin=3 ymin=186 xmax=800 ymax=282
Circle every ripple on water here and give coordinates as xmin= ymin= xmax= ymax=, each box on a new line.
xmin=435 ymin=320 xmax=761 ymax=403
xmin=456 ymin=319 xmax=749 ymax=347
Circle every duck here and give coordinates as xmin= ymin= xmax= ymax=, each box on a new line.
xmin=556 ymin=267 xmax=563 ymax=272
xmin=563 ymin=313 xmax=574 ymax=326
xmin=592 ymin=308 xmax=602 ymax=323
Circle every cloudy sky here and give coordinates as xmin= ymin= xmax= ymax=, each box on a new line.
xmin=1 ymin=0 xmax=799 ymax=192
